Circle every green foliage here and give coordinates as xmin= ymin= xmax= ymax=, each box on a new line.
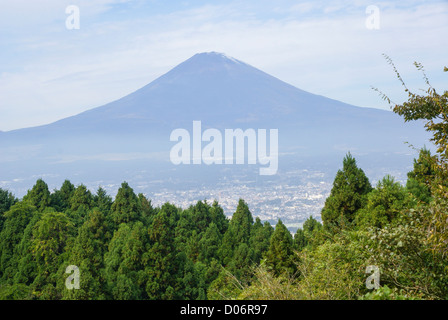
xmin=406 ymin=178 xmax=432 ymax=204
xmin=407 ymin=147 xmax=436 ymax=186
xmin=23 ymin=179 xmax=51 ymax=212
xmin=207 ymin=268 xmax=243 ymax=300
xmin=145 ymin=210 xmax=179 ymax=299
xmin=294 ymin=216 xmax=323 ymax=251
xmin=111 ymin=182 xmax=141 ymax=226
xmin=198 ymin=222 xmax=221 ymax=264
xmin=321 ymin=153 xmax=372 ymax=231
xmin=70 ymin=185 xmax=94 ymax=212
xmin=0 ymin=188 xmax=17 ymax=233
xmin=367 ymin=209 xmax=448 ymax=299
xmin=360 ymin=285 xmax=420 ymax=300
xmin=229 ymin=199 xmax=253 ymax=244
xmin=63 ymin=209 xmax=109 ymax=300
xmin=30 ymin=211 xmax=74 ymax=299
xmin=297 ymin=231 xmax=369 ymax=300
xmin=0 ymin=201 xmax=37 ymax=282
xmin=249 ymin=218 xmax=273 ymax=264
xmin=384 ymin=59 xmax=448 ymax=162
xmin=355 ymin=175 xmax=415 ymax=229
xmin=237 ymin=264 xmax=301 ymax=300
xmin=50 ymin=180 xmax=75 ymax=212
xmin=265 ymin=220 xmax=297 ymax=276
xmin=0 ymin=283 xmax=32 ymax=300
xmin=218 ymin=199 xmax=256 ymax=278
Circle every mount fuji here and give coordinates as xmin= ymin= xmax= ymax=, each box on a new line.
xmin=0 ymin=52 xmax=430 ymax=199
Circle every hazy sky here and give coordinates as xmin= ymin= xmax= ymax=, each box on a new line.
xmin=1 ymin=0 xmax=447 ymax=131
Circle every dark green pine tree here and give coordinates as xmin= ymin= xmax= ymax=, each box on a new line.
xmin=104 ymin=221 xmax=150 ymax=300
xmin=93 ymin=187 xmax=114 ymax=242
xmin=356 ymin=175 xmax=415 ymax=229
xmin=69 ymin=185 xmax=94 ymax=212
xmin=294 ymin=228 xmax=307 ymax=251
xmin=209 ymin=200 xmax=229 ymax=235
xmin=50 ymin=180 xmax=75 ymax=212
xmin=407 ymin=147 xmax=436 ymax=185
xmin=265 ymin=219 xmax=297 ymax=276
xmin=175 ymin=252 xmax=206 ymax=300
xmin=191 ymin=200 xmax=212 ymax=235
xmin=294 ymin=216 xmax=322 ymax=251
xmin=175 ymin=210 xmax=195 ymax=258
xmin=94 ymin=187 xmax=113 ymax=214
xmin=12 ymin=211 xmax=42 ymax=288
xmin=228 ymin=242 xmax=254 ymax=280
xmin=145 ymin=209 xmax=180 ymax=300
xmin=30 ymin=211 xmax=74 ymax=299
xmin=0 ymin=188 xmax=17 ymax=232
xmin=198 ymin=222 xmax=222 ymax=264
xmin=111 ymin=182 xmax=141 ymax=226
xmin=303 ymin=215 xmax=322 ymax=234
xmin=230 ymin=199 xmax=253 ymax=244
xmin=138 ymin=193 xmax=155 ymax=224
xmin=63 ymin=209 xmax=109 ymax=300
xmin=321 ymin=153 xmax=372 ymax=231
xmin=23 ymin=179 xmax=51 ymax=212
xmin=219 ymin=199 xmax=254 ymax=266
xmin=406 ymin=147 xmax=435 ymax=203
xmin=0 ymin=212 xmax=38 ymax=300
xmin=0 ymin=201 xmax=37 ymax=282
xmin=65 ymin=185 xmax=95 ymax=229
xmin=249 ymin=217 xmax=273 ymax=264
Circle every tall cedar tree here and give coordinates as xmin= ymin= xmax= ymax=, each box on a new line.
xmin=64 ymin=209 xmax=109 ymax=300
xmin=50 ymin=180 xmax=75 ymax=212
xmin=23 ymin=179 xmax=51 ymax=212
xmin=0 ymin=202 xmax=37 ymax=281
xmin=321 ymin=153 xmax=372 ymax=231
xmin=111 ymin=182 xmax=141 ymax=226
xmin=265 ymin=219 xmax=296 ymax=276
xmin=406 ymin=148 xmax=435 ymax=203
xmin=0 ymin=188 xmax=17 ymax=232
xmin=219 ymin=199 xmax=253 ymax=266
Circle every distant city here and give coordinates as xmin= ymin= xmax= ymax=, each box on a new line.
xmin=81 ymin=165 xmax=409 ymax=233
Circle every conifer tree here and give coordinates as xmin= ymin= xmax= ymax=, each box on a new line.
xmin=249 ymin=217 xmax=273 ymax=264
xmin=64 ymin=209 xmax=109 ymax=300
xmin=229 ymin=199 xmax=253 ymax=244
xmin=138 ymin=193 xmax=154 ymax=224
xmin=356 ymin=175 xmax=415 ymax=229
xmin=0 ymin=201 xmax=37 ymax=281
xmin=0 ymin=188 xmax=16 ymax=232
xmin=70 ymin=185 xmax=94 ymax=212
xmin=23 ymin=179 xmax=51 ymax=212
xmin=265 ymin=219 xmax=296 ymax=276
xmin=210 ymin=200 xmax=229 ymax=235
xmin=294 ymin=215 xmax=323 ymax=250
xmin=219 ymin=199 xmax=254 ymax=266
xmin=104 ymin=222 xmax=149 ymax=300
xmin=198 ymin=222 xmax=221 ymax=264
xmin=111 ymin=182 xmax=141 ymax=226
xmin=30 ymin=211 xmax=74 ymax=299
xmin=145 ymin=210 xmax=179 ymax=299
xmin=406 ymin=148 xmax=434 ymax=203
xmin=50 ymin=180 xmax=75 ymax=212
xmin=321 ymin=153 xmax=372 ymax=230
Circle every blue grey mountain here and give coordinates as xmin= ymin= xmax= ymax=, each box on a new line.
xmin=0 ymin=52 xmax=430 ymax=196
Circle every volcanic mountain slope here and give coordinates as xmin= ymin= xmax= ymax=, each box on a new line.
xmin=0 ymin=52 xmax=430 ymax=195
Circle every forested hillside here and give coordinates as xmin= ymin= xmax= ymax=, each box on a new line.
xmin=0 ymin=63 xmax=447 ymax=300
